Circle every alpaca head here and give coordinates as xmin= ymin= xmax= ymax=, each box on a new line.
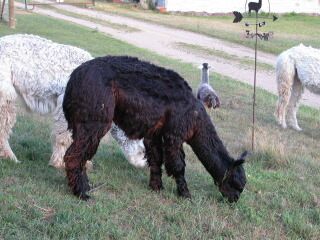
xmin=202 ymin=63 xmax=209 ymax=70
xmin=218 ymin=151 xmax=248 ymax=203
xmin=204 ymin=93 xmax=220 ymax=109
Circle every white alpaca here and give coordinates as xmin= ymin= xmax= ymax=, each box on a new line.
xmin=275 ymin=44 xmax=320 ymax=131
xmin=0 ymin=34 xmax=147 ymax=168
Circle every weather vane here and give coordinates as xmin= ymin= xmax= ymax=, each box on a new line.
xmin=233 ymin=0 xmax=278 ymax=151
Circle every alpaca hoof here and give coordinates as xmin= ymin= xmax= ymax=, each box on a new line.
xmin=0 ymin=151 xmax=20 ymax=163
xmin=281 ymin=123 xmax=287 ymax=129
xmin=79 ymin=192 xmax=91 ymax=201
xmin=10 ymin=154 xmax=20 ymax=163
xmin=178 ymin=190 xmax=191 ymax=199
xmin=10 ymin=156 xmax=21 ymax=163
xmin=149 ymin=180 xmax=164 ymax=192
xmin=291 ymin=125 xmax=302 ymax=131
xmin=74 ymin=181 xmax=90 ymax=201
xmin=13 ymin=158 xmax=21 ymax=163
xmin=177 ymin=185 xmax=191 ymax=198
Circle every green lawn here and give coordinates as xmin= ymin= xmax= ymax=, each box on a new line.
xmin=94 ymin=2 xmax=320 ymax=55
xmin=0 ymin=13 xmax=319 ymax=239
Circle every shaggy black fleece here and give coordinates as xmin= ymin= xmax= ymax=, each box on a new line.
xmin=63 ymin=56 xmax=247 ymax=202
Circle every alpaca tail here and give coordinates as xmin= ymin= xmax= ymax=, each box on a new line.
xmin=63 ymin=62 xmax=115 ymax=132
xmin=276 ymin=51 xmax=296 ymax=96
xmin=0 ymin=60 xmax=17 ymax=106
xmin=275 ymin=51 xmax=296 ymax=126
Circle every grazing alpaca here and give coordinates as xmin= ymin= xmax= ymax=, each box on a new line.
xmin=275 ymin=44 xmax=320 ymax=131
xmin=0 ymin=34 xmax=146 ymax=168
xmin=197 ymin=63 xmax=220 ymax=109
xmin=63 ymin=56 xmax=248 ymax=202
xmin=248 ymin=0 xmax=262 ymax=15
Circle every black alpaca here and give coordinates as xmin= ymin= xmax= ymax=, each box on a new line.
xmin=248 ymin=0 xmax=262 ymax=15
xmin=63 ymin=56 xmax=248 ymax=202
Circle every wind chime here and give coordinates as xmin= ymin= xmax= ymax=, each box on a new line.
xmin=233 ymin=0 xmax=278 ymax=151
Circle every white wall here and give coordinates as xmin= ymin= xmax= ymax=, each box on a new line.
xmin=166 ymin=0 xmax=320 ymax=14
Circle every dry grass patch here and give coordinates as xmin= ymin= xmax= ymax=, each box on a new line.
xmin=244 ymin=126 xmax=290 ymax=169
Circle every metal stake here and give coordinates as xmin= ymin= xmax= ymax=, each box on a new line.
xmin=252 ymin=11 xmax=258 ymax=152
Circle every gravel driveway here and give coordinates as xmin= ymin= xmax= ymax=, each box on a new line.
xmin=17 ymin=2 xmax=319 ymax=108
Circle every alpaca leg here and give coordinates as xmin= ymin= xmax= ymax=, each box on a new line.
xmin=275 ymin=88 xmax=291 ymax=129
xmin=49 ymin=126 xmax=72 ymax=169
xmin=49 ymin=102 xmax=93 ymax=170
xmin=286 ymin=76 xmax=303 ymax=131
xmin=275 ymin=58 xmax=295 ymax=129
xmin=64 ymin=122 xmax=110 ymax=200
xmin=0 ymin=101 xmax=19 ymax=162
xmin=50 ymin=129 xmax=97 ymax=170
xmin=0 ymin=140 xmax=18 ymax=163
xmin=163 ymin=136 xmax=190 ymax=198
xmin=168 ymin=148 xmax=190 ymax=198
xmin=144 ymin=137 xmax=163 ymax=191
xmin=0 ymin=70 xmax=18 ymax=162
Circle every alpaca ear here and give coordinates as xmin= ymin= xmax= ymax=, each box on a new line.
xmin=233 ymin=151 xmax=248 ymax=167
xmin=233 ymin=159 xmax=245 ymax=167
xmin=239 ymin=151 xmax=248 ymax=160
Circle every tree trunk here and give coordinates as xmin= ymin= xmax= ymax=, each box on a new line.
xmin=9 ymin=0 xmax=15 ymax=28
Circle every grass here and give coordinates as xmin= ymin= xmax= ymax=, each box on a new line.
xmin=40 ymin=5 xmax=140 ymax=33
xmin=93 ymin=2 xmax=320 ymax=55
xmin=0 ymin=13 xmax=320 ymax=239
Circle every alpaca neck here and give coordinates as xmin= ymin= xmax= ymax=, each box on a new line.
xmin=188 ymin=114 xmax=233 ymax=183
xmin=201 ymin=68 xmax=209 ymax=84
xmin=258 ymin=0 xmax=262 ymax=6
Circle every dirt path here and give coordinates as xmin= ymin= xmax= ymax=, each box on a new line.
xmin=17 ymin=2 xmax=319 ymax=108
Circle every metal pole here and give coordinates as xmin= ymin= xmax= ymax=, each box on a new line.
xmin=9 ymin=0 xmax=15 ymax=28
xmin=252 ymin=11 xmax=258 ymax=152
